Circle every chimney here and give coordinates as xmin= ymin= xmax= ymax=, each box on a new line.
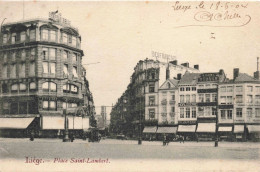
xmin=219 ymin=69 xmax=224 ymax=75
xmin=194 ymin=65 xmax=199 ymax=70
xmin=233 ymin=68 xmax=239 ymax=80
xmin=254 ymin=57 xmax=260 ymax=80
xmin=166 ymin=65 xmax=170 ymax=80
xmin=177 ymin=73 xmax=182 ymax=80
xmin=254 ymin=71 xmax=260 ymax=80
xmin=170 ymin=60 xmax=178 ymax=65
xmin=181 ymin=63 xmax=189 ymax=68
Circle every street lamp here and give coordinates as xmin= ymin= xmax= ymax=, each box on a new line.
xmin=63 ymin=109 xmax=70 ymax=142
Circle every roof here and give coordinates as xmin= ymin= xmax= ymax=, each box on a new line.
xmin=178 ymin=72 xmax=200 ymax=85
xmin=235 ymin=73 xmax=257 ymax=82
xmin=159 ymin=78 xmax=179 ymax=89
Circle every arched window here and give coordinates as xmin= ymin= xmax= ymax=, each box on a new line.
xmin=11 ymin=83 xmax=18 ymax=93
xmin=50 ymin=82 xmax=56 ymax=92
xmin=63 ymin=84 xmax=70 ymax=93
xmin=29 ymin=82 xmax=36 ymax=91
xmin=19 ymin=83 xmax=27 ymax=92
xmin=71 ymin=85 xmax=78 ymax=94
xmin=42 ymin=82 xmax=57 ymax=92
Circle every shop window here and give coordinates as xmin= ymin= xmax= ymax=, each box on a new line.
xmin=19 ymin=102 xmax=27 ymax=114
xmin=10 ymin=102 xmax=18 ymax=114
xmin=30 ymin=30 xmax=36 ymax=40
xmin=20 ymin=31 xmax=26 ymax=42
xmin=236 ymin=108 xmax=242 ymax=118
xmin=28 ymin=101 xmax=38 ymax=113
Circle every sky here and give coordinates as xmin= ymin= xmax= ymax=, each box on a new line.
xmin=0 ymin=1 xmax=260 ymax=116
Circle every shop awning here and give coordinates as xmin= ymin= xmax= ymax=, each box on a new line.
xmin=0 ymin=118 xmax=34 ymax=129
xmin=157 ymin=127 xmax=177 ymax=134
xmin=234 ymin=125 xmax=244 ymax=133
xmin=196 ymin=123 xmax=216 ymax=133
xmin=247 ymin=125 xmax=260 ymax=133
xmin=143 ymin=127 xmax=157 ymax=133
xmin=42 ymin=116 xmax=65 ymax=130
xmin=218 ymin=126 xmax=232 ymax=132
xmin=177 ymin=125 xmax=196 ymax=133
xmin=68 ymin=117 xmax=83 ymax=130
xmin=82 ymin=117 xmax=89 ymax=131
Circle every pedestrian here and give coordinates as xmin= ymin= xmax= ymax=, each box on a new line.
xmin=183 ymin=136 xmax=185 ymax=143
xmin=30 ymin=130 xmax=35 ymax=141
xmin=163 ymin=134 xmax=166 ymax=146
xmin=149 ymin=135 xmax=152 ymax=142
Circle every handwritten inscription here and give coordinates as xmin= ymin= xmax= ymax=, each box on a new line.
xmin=172 ymin=1 xmax=251 ymax=27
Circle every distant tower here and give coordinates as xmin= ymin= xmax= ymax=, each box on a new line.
xmin=254 ymin=57 xmax=260 ymax=80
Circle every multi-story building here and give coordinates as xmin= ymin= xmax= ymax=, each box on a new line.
xmin=218 ymin=68 xmax=260 ymax=141
xmin=0 ymin=14 xmax=95 ymax=138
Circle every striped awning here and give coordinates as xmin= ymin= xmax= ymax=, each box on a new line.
xmin=234 ymin=125 xmax=244 ymax=133
xmin=247 ymin=125 xmax=260 ymax=133
xmin=196 ymin=123 xmax=216 ymax=133
xmin=157 ymin=127 xmax=177 ymax=134
xmin=143 ymin=127 xmax=157 ymax=133
xmin=218 ymin=126 xmax=232 ymax=132
xmin=0 ymin=117 xmax=35 ymax=129
xmin=178 ymin=125 xmax=196 ymax=132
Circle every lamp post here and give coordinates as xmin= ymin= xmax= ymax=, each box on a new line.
xmin=138 ymin=97 xmax=142 ymax=145
xmin=63 ymin=109 xmax=70 ymax=142
xmin=215 ymin=86 xmax=219 ymax=147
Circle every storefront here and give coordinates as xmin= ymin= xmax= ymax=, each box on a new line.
xmin=0 ymin=117 xmax=35 ymax=137
xmin=156 ymin=127 xmax=177 ymax=141
xmin=247 ymin=125 xmax=260 ymax=141
xmin=196 ymin=123 xmax=216 ymax=141
xmin=233 ymin=125 xmax=245 ymax=141
xmin=218 ymin=126 xmax=233 ymax=141
xmin=142 ymin=126 xmax=157 ymax=140
xmin=177 ymin=125 xmax=196 ymax=141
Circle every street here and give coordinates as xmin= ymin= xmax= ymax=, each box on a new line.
xmin=0 ymin=138 xmax=259 ymax=160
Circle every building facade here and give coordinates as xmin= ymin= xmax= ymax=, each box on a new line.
xmin=0 ymin=16 xmax=95 ymax=138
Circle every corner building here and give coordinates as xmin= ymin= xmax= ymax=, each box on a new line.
xmin=0 ymin=17 xmax=92 ymax=137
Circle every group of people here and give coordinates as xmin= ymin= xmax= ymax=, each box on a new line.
xmin=162 ymin=134 xmax=185 ymax=146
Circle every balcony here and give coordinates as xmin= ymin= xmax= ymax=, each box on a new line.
xmin=161 ymin=99 xmax=167 ymax=105
xmin=169 ymin=100 xmax=175 ymax=105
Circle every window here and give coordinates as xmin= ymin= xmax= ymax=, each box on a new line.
xmin=236 ymin=108 xmax=242 ymax=118
xmin=198 ymin=107 xmax=204 ymax=116
xmin=180 ymin=108 xmax=184 ymax=118
xmin=3 ymin=53 xmax=7 ymax=62
xmin=11 ymin=84 xmax=18 ymax=92
xmin=205 ymin=94 xmax=210 ymax=102
xmin=50 ymin=30 xmax=56 ymax=42
xmin=63 ymin=64 xmax=68 ymax=75
xmin=2 ymin=84 xmax=8 ymax=93
xmin=19 ymin=83 xmax=26 ymax=92
xmin=247 ymin=86 xmax=253 ymax=92
xmin=186 ymin=95 xmax=190 ymax=103
xmin=71 ymin=85 xmax=78 ymax=94
xmin=42 ymin=29 xmax=48 ymax=40
xmin=255 ymin=108 xmax=260 ymax=118
xmin=256 ymin=86 xmax=260 ymax=92
xmin=20 ymin=32 xmax=26 ymax=42
xmin=43 ymin=62 xmax=48 ymax=74
xmin=186 ymin=107 xmax=190 ymax=118
xmin=192 ymin=107 xmax=196 ymax=118
xmin=63 ymin=51 xmax=68 ymax=61
xmin=12 ymin=52 xmax=16 ymax=61
xmin=180 ymin=87 xmax=184 ymax=91
xmin=72 ymin=53 xmax=77 ymax=62
xmin=3 ymin=34 xmax=7 ymax=44
xmin=247 ymin=95 xmax=253 ymax=103
xmin=198 ymin=85 xmax=204 ymax=89
xmin=171 ymin=95 xmax=175 ymax=100
xmin=50 ymin=63 xmax=56 ymax=74
xmin=149 ymin=96 xmax=155 ymax=106
xmin=21 ymin=50 xmax=26 ymax=61
xmin=42 ymin=48 xmax=48 ymax=60
xmin=63 ymin=33 xmax=68 ymax=44
xmin=236 ymin=86 xmax=243 ymax=92
xmin=12 ymin=34 xmax=17 ymax=44
xmin=43 ymin=100 xmax=57 ymax=110
xmin=19 ymin=63 xmax=25 ymax=78
xmin=227 ymin=96 xmax=233 ymax=104
xmin=192 ymin=87 xmax=196 ymax=91
xmin=255 ymin=95 xmax=260 ymax=104
xmin=63 ymin=84 xmax=70 ymax=93
xmin=149 ymin=109 xmax=155 ymax=119
xmin=227 ymin=86 xmax=233 ymax=92
xmin=236 ymin=95 xmax=243 ymax=103
xmin=30 ymin=30 xmax=36 ymax=40
xmin=227 ymin=110 xmax=232 ymax=119
xmin=10 ymin=103 xmax=18 ymax=114
xmin=205 ymin=107 xmax=211 ymax=116
xmin=171 ymin=107 xmax=175 ymax=112
xmin=63 ymin=102 xmax=67 ymax=109
xmin=3 ymin=102 xmax=9 ymax=114
xmin=220 ymin=86 xmax=226 ymax=92
xmin=49 ymin=49 xmax=56 ymax=60
xmin=180 ymin=95 xmax=184 ymax=103
xmin=221 ymin=110 xmax=226 ymax=119
xmin=149 ymin=84 xmax=155 ymax=93
xmin=212 ymin=84 xmax=217 ymax=88
xmin=42 ymin=82 xmax=57 ymax=92
xmin=212 ymin=107 xmax=217 ymax=116
xmin=191 ymin=94 xmax=196 ymax=103
xmin=212 ymin=94 xmax=217 ymax=102
xmin=73 ymin=66 xmax=78 ymax=77
xmin=199 ymin=94 xmax=204 ymax=102
xmin=247 ymin=108 xmax=252 ymax=118
xmin=2 ymin=65 xmax=7 ymax=78
xmin=186 ymin=87 xmax=190 ymax=91
xmin=29 ymin=82 xmax=36 ymax=90
xmin=10 ymin=64 xmax=16 ymax=78
xmin=29 ymin=62 xmax=35 ymax=76
xmin=205 ymin=84 xmax=211 ymax=88
xmin=162 ymin=106 xmax=167 ymax=112
xmin=72 ymin=36 xmax=76 ymax=46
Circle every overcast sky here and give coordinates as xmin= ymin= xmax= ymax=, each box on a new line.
xmin=1 ymin=1 xmax=260 ymax=115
